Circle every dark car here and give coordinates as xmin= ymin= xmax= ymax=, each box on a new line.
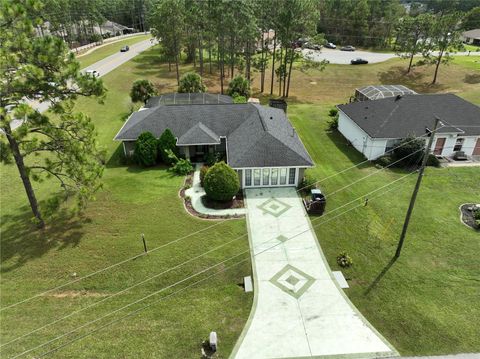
xmin=324 ymin=42 xmax=336 ymax=49
xmin=351 ymin=58 xmax=368 ymax=65
xmin=340 ymin=45 xmax=356 ymax=51
xmin=120 ymin=45 xmax=130 ymax=52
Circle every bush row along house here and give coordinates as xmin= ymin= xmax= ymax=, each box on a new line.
xmin=338 ymin=87 xmax=480 ymax=160
xmin=114 ymin=93 xmax=313 ymax=188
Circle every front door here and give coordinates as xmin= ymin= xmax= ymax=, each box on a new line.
xmin=473 ymin=138 xmax=480 ymax=155
xmin=433 ymin=137 xmax=446 ymax=155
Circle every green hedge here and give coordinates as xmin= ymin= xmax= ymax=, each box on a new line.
xmin=203 ymin=161 xmax=240 ymax=202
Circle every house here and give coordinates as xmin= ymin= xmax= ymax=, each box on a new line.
xmin=353 ymin=85 xmax=417 ymax=102
xmin=337 ymin=93 xmax=480 ymax=160
xmin=461 ymin=29 xmax=480 ymax=46
xmin=114 ymin=93 xmax=314 ymax=188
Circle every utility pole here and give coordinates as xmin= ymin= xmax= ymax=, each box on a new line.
xmin=395 ymin=117 xmax=441 ymax=258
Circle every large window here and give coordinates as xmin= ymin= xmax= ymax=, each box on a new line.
xmin=245 ymin=169 xmax=252 ymax=186
xmin=262 ymin=168 xmax=270 ymax=185
xmin=454 ymin=138 xmax=464 ymax=152
xmin=271 ymin=169 xmax=278 ymax=185
xmin=279 ymin=168 xmax=287 ymax=185
xmin=254 ymin=169 xmax=261 ymax=186
xmin=288 ymin=168 xmax=296 ymax=185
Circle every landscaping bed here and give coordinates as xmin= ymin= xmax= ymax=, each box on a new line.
xmin=459 ymin=203 xmax=480 ymax=230
xmin=201 ymin=192 xmax=244 ymax=210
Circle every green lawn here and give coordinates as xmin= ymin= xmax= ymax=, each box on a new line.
xmin=289 ymin=104 xmax=480 ymax=355
xmin=77 ymin=34 xmax=151 ymax=68
xmin=1 ymin=44 xmax=479 ymax=357
xmin=0 ymin=46 xmax=251 ymax=358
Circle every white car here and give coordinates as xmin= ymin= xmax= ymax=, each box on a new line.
xmin=325 ymin=42 xmax=337 ymax=49
xmin=85 ymin=70 xmax=100 ymax=77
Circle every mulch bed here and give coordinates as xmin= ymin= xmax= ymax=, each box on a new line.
xmin=178 ymin=174 xmax=244 ymax=220
xmin=459 ymin=203 xmax=480 ymax=230
xmin=201 ymin=192 xmax=244 ymax=210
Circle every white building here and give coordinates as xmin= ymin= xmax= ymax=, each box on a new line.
xmin=337 ymin=93 xmax=480 ymax=160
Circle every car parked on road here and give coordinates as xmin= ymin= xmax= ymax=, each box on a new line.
xmin=120 ymin=45 xmax=129 ymax=52
xmin=351 ymin=58 xmax=368 ymax=65
xmin=324 ymin=42 xmax=336 ymax=49
xmin=85 ymin=70 xmax=100 ymax=77
xmin=340 ymin=45 xmax=356 ymax=51
xmin=303 ymin=42 xmax=322 ymax=50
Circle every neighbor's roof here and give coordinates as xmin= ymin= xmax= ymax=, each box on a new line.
xmin=462 ymin=29 xmax=480 ymax=39
xmin=145 ymin=93 xmax=233 ymax=107
xmin=337 ymin=94 xmax=480 ymax=139
xmin=115 ymin=97 xmax=313 ymax=168
xmin=356 ymin=85 xmax=417 ymax=100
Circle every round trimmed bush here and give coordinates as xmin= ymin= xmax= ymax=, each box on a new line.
xmin=134 ymin=131 xmax=157 ymax=166
xmin=203 ymin=162 xmax=240 ymax=202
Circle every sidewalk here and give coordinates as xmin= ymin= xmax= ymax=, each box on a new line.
xmin=231 ymin=187 xmax=397 ymax=359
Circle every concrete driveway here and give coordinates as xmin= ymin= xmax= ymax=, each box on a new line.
xmin=231 ymin=187 xmax=397 ymax=359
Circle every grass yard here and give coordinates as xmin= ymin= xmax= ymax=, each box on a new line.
xmin=1 ymin=44 xmax=479 ymax=357
xmin=0 ymin=47 xmax=251 ymax=358
xmin=289 ymin=104 xmax=480 ymax=355
xmin=77 ymin=34 xmax=151 ymax=68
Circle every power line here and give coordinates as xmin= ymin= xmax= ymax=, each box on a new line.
xmin=2 ymin=130 xmax=440 ymax=312
xmin=9 ymin=171 xmax=416 ymax=359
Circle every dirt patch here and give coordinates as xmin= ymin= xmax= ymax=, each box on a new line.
xmin=46 ymin=290 xmax=109 ymax=298
xmin=459 ymin=203 xmax=480 ymax=230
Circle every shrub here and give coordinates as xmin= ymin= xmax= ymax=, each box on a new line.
xmin=393 ymin=135 xmax=425 ymax=167
xmin=134 ymin=132 xmax=157 ymax=166
xmin=204 ymin=152 xmax=222 ymax=166
xmin=426 ymin=154 xmax=440 ymax=167
xmin=226 ymin=75 xmax=251 ymax=98
xmin=328 ymin=108 xmax=338 ymax=117
xmin=375 ymin=154 xmax=394 ymax=168
xmin=200 ymin=165 xmax=209 ymax=187
xmin=178 ymin=72 xmax=206 ymax=93
xmin=165 ymin=149 xmax=193 ymax=175
xmin=157 ymin=129 xmax=177 ymax=164
xmin=298 ymin=173 xmax=317 ymax=193
xmin=203 ymin=161 xmax=240 ymax=202
xmin=233 ymin=95 xmax=247 ymax=104
xmin=130 ymin=79 xmax=157 ymax=104
xmin=336 ymin=251 xmax=353 ymax=268
xmin=327 ymin=107 xmax=339 ymax=131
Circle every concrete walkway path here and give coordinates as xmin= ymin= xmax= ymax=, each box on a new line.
xmin=185 ymin=164 xmax=246 ymax=217
xmin=231 ymin=187 xmax=397 ymax=359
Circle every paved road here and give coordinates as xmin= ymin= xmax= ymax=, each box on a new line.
xmin=303 ymin=48 xmax=478 ymax=65
xmin=231 ymin=187 xmax=397 ymax=359
xmin=10 ymin=38 xmax=155 ymax=129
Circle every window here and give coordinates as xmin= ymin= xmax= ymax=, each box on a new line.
xmin=262 ymin=168 xmax=270 ymax=185
xmin=288 ymin=168 xmax=296 ymax=185
xmin=254 ymin=169 xmax=261 ymax=186
xmin=385 ymin=139 xmax=398 ymax=153
xmin=454 ymin=138 xmax=464 ymax=152
xmin=271 ymin=169 xmax=278 ymax=185
xmin=279 ymin=168 xmax=287 ymax=185
xmin=245 ymin=169 xmax=252 ymax=186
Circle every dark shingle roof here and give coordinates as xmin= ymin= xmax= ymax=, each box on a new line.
xmin=177 ymin=122 xmax=220 ymax=145
xmin=338 ymin=94 xmax=480 ymax=138
xmin=145 ymin=93 xmax=233 ymax=108
xmin=115 ymin=102 xmax=313 ymax=168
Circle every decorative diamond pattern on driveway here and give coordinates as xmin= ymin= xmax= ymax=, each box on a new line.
xmin=270 ymin=264 xmax=315 ymax=299
xmin=257 ymin=198 xmax=291 ymax=217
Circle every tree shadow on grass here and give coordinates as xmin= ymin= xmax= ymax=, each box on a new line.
xmin=378 ymin=66 xmax=447 ymax=93
xmin=0 ymin=205 xmax=86 ymax=273
xmin=364 ymin=256 xmax=398 ymax=295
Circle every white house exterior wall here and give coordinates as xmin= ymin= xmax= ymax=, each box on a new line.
xmin=338 ymin=111 xmax=389 ymax=160
xmin=433 ymin=134 xmax=478 ymax=156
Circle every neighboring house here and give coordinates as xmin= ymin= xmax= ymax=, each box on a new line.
xmin=354 ymin=85 xmax=417 ymax=102
xmin=337 ymin=93 xmax=480 ymax=160
xmin=461 ymin=29 xmax=480 ymax=45
xmin=115 ymin=93 xmax=313 ymax=188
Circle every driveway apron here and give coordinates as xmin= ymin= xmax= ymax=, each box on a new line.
xmin=231 ymin=187 xmax=397 ymax=359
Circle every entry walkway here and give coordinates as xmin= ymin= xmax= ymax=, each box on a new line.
xmin=231 ymin=187 xmax=397 ymax=359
